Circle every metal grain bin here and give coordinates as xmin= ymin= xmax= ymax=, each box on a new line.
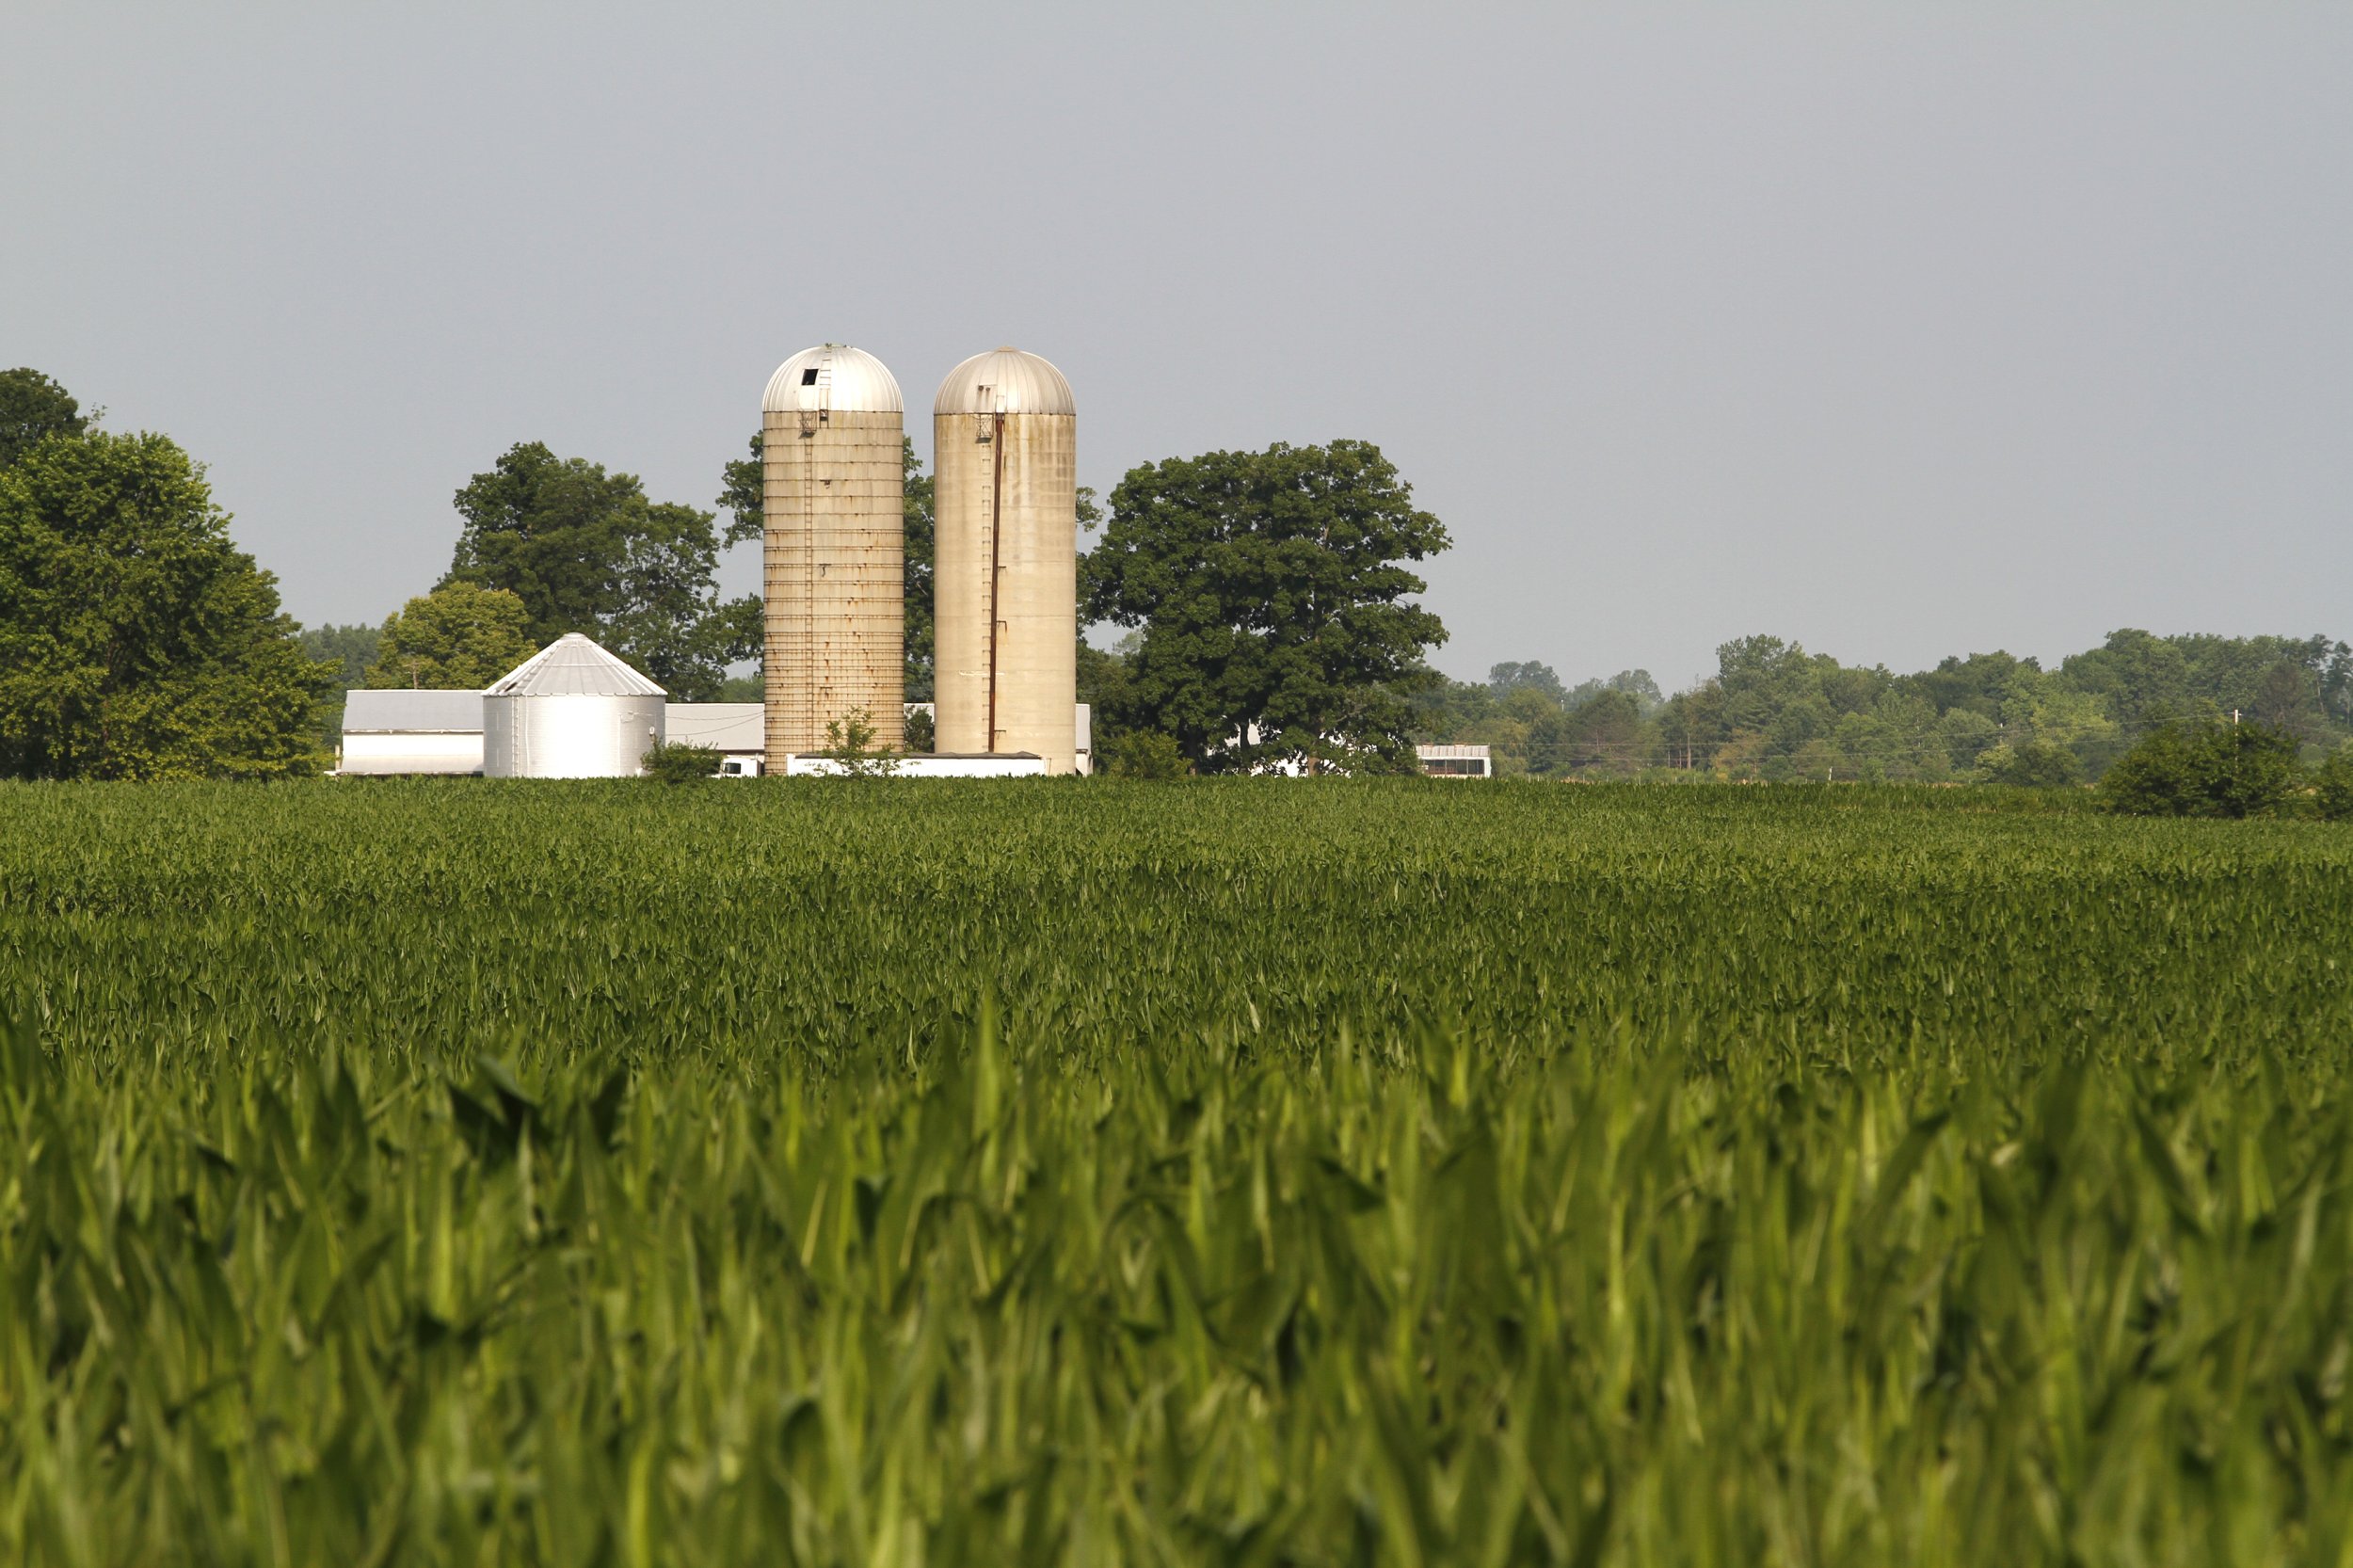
xmin=762 ymin=344 xmax=906 ymax=758
xmin=932 ymin=347 xmax=1078 ymax=773
xmin=481 ymin=634 xmax=666 ymax=778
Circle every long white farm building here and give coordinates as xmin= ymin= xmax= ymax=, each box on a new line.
xmin=338 ymin=635 xmax=1090 ymax=777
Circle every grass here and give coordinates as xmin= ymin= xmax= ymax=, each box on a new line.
xmin=2 ymin=778 xmax=2349 ymax=1565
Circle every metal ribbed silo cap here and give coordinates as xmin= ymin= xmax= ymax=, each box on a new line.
xmin=485 ymin=633 xmax=667 ymax=697
xmin=934 ymin=347 xmax=1075 ymax=417
xmin=763 ymin=344 xmax=904 ymax=415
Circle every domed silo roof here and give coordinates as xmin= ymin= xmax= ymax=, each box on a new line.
xmin=486 ymin=633 xmax=666 ymax=698
xmin=763 ymin=344 xmax=904 ymax=415
xmin=934 ymin=347 xmax=1075 ymax=417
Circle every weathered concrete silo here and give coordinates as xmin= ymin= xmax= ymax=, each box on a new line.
xmin=482 ymin=633 xmax=667 ymax=777
xmin=762 ymin=344 xmax=905 ymax=756
xmin=933 ymin=348 xmax=1078 ymax=772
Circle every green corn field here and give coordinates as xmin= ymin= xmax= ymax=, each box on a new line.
xmin=3 ymin=779 xmax=2351 ymax=1566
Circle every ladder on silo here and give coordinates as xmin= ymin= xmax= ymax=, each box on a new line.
xmin=977 ymin=390 xmax=1007 ymax=751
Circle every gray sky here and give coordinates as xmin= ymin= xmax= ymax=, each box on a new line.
xmin=7 ymin=5 xmax=2348 ymax=688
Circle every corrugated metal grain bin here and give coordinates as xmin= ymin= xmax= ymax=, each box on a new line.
xmin=481 ymin=635 xmax=666 ymax=778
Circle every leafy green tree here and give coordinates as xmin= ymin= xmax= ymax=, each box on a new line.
xmin=2058 ymin=630 xmax=2193 ymax=730
xmin=1082 ymin=440 xmax=1449 ymax=773
xmin=0 ymin=431 xmax=328 ymax=779
xmin=821 ymin=708 xmax=902 ymax=777
xmin=1566 ymin=668 xmax=1665 ymax=712
xmin=301 ymin=623 xmax=381 ymax=689
xmin=2313 ymin=748 xmax=2353 ymax=822
xmin=1076 ymin=634 xmax=1139 ymax=749
xmin=905 ymin=446 xmax=936 ymax=698
xmin=300 ymin=621 xmax=383 ymax=749
xmin=1531 ymin=689 xmax=1650 ymax=776
xmin=2101 ymin=719 xmax=2298 ymax=818
xmin=715 ymin=433 xmax=764 ymax=550
xmin=600 ymin=499 xmax=758 ymax=699
xmin=902 ymin=703 xmax=935 ymax=752
xmin=1936 ymin=708 xmax=2001 ymax=774
xmin=2250 ymin=658 xmax=2321 ymax=741
xmin=1857 ymin=690 xmax=1948 ymax=780
xmin=1898 ymin=650 xmax=2037 ymax=722
xmin=0 ymin=369 xmax=92 ymax=468
xmin=1976 ymin=740 xmax=2082 ymax=788
xmin=364 ymin=582 xmax=536 ymax=689
xmin=1489 ymin=661 xmax=1566 ymax=705
xmin=449 ymin=441 xmax=756 ymax=699
xmin=2324 ymin=643 xmax=2353 ymax=728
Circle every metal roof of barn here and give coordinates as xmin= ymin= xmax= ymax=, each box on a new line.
xmin=342 ymin=689 xmax=485 ymax=733
xmin=485 ymin=634 xmax=666 ymax=698
xmin=664 ymin=703 xmax=763 ymax=752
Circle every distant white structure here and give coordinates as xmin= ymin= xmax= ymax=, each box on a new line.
xmin=339 ymin=690 xmax=484 ymax=776
xmin=899 ymin=700 xmax=1089 ymax=775
xmin=341 ymin=684 xmax=1079 ymax=781
xmin=785 ymin=753 xmax=1047 ymax=778
xmin=482 ymin=634 xmax=666 ymax=778
xmin=665 ymin=703 xmax=764 ymax=775
xmin=1417 ymin=744 xmax=1493 ymax=778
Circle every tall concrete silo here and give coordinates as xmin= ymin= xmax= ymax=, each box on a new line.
xmin=762 ymin=344 xmax=905 ymax=756
xmin=933 ymin=347 xmax=1078 ymax=772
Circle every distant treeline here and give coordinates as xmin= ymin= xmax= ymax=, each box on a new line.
xmin=1417 ymin=632 xmax=2353 ymax=784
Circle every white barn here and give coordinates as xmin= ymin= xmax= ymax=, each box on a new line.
xmin=338 ymin=690 xmax=485 ymax=776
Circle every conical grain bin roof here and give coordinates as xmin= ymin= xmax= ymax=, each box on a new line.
xmin=486 ymin=633 xmax=666 ymax=698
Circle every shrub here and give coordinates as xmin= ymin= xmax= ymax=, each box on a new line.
xmin=903 ymin=705 xmax=936 ymax=753
xmin=1102 ymin=729 xmax=1191 ymax=778
xmin=823 ymin=708 xmax=902 ymax=777
xmin=642 ymin=742 xmax=722 ymax=784
xmin=2100 ymin=719 xmax=2298 ymax=818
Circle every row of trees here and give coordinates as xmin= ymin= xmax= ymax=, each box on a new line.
xmin=1417 ymin=631 xmax=2353 ymax=783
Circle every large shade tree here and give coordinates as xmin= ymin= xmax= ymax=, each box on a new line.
xmin=0 ymin=429 xmax=328 ymax=778
xmin=445 ymin=441 xmax=757 ymax=699
xmin=1081 ymin=440 xmax=1450 ymax=773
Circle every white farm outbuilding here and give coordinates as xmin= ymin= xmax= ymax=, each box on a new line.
xmin=338 ymin=690 xmax=488 ymax=776
xmin=481 ymin=635 xmax=665 ymax=779
xmin=664 ymin=702 xmax=764 ymax=775
xmin=338 ymin=638 xmax=1091 ymax=779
